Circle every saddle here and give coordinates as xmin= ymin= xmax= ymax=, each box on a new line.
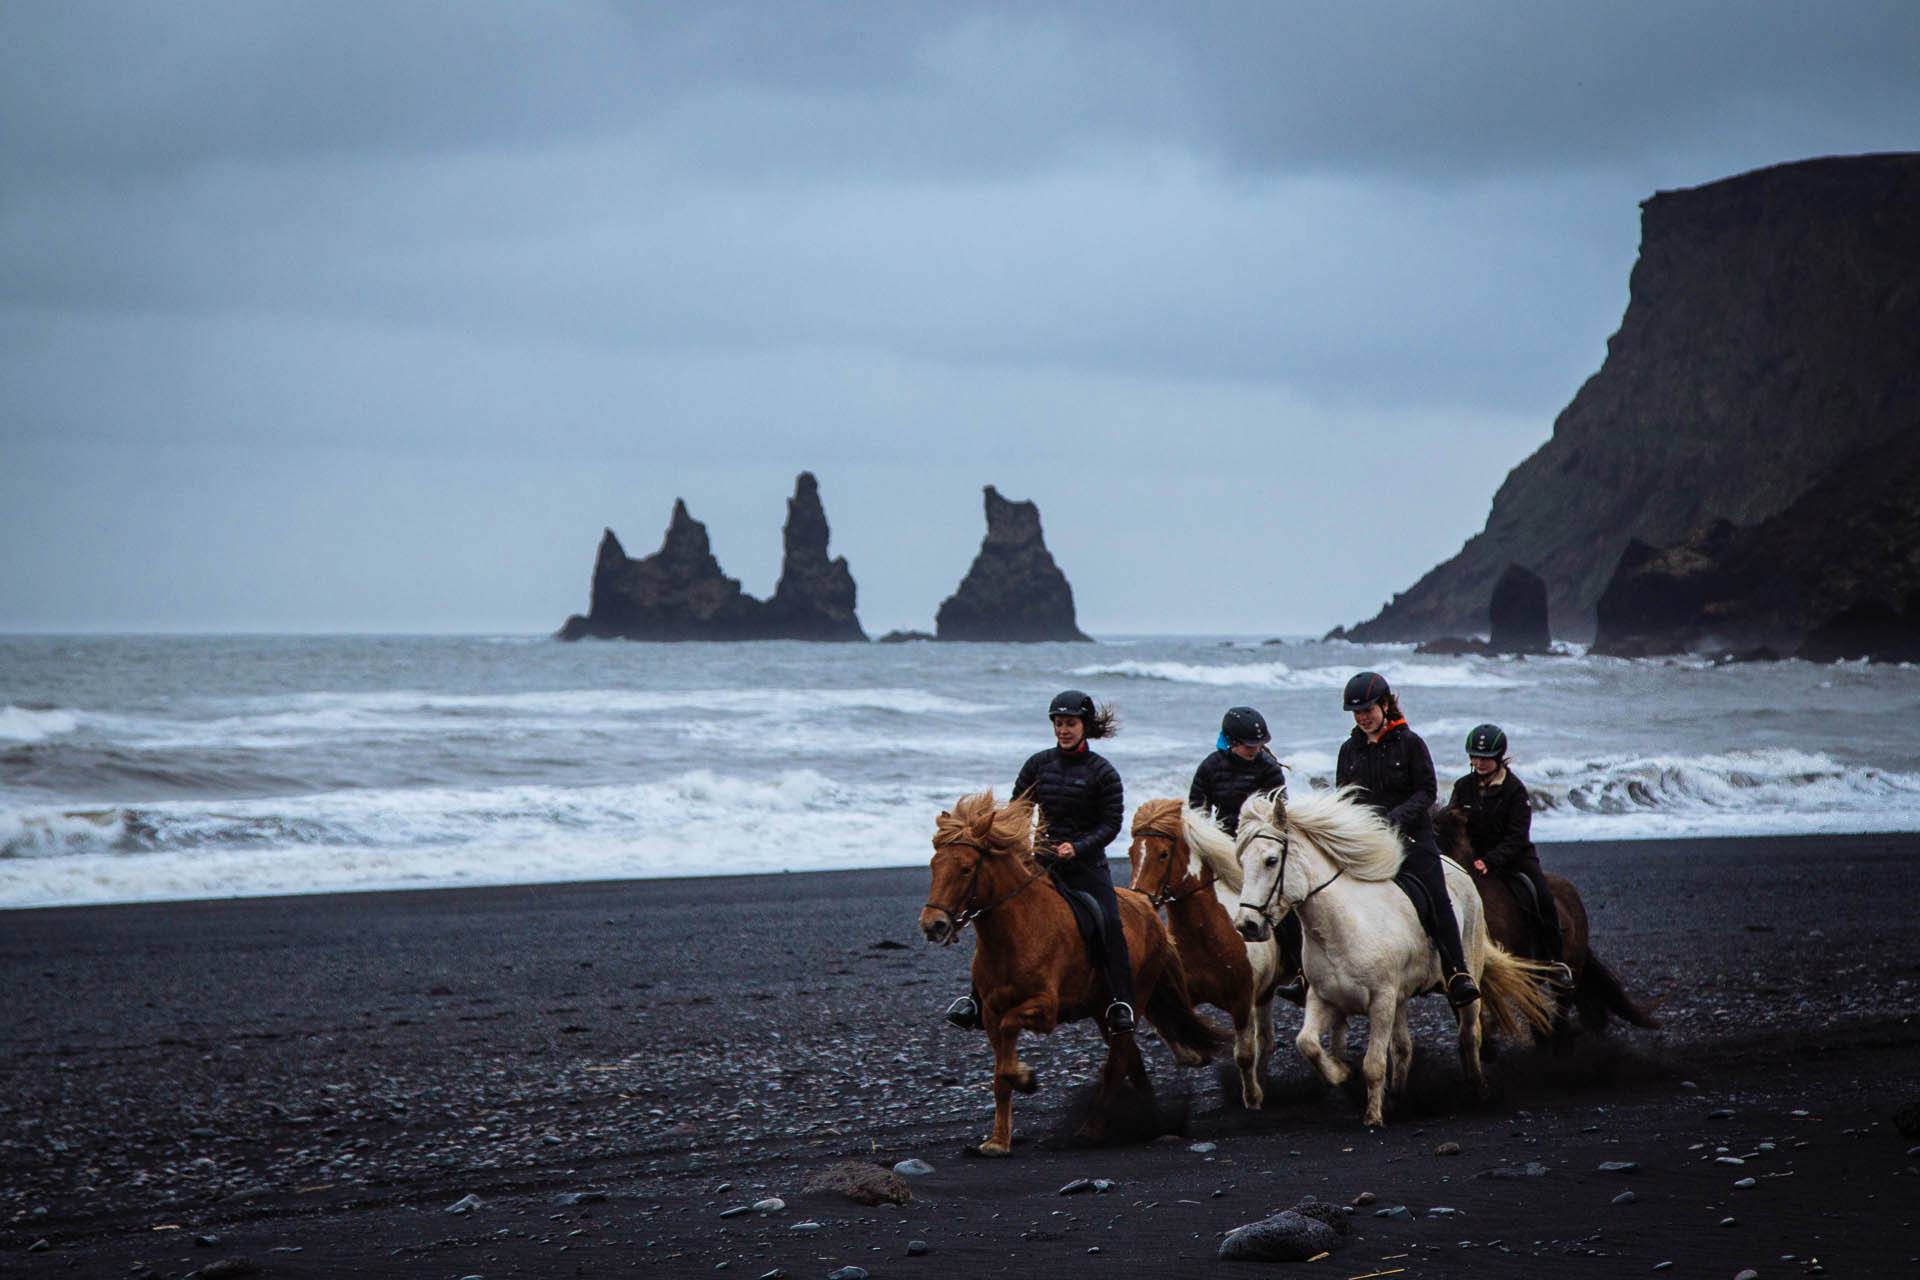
xmin=1047 ymin=870 xmax=1109 ymax=969
xmin=1504 ymin=870 xmax=1544 ymax=920
xmin=1392 ymin=864 xmax=1445 ymax=943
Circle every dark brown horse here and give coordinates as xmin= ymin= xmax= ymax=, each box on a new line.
xmin=1126 ymin=799 xmax=1282 ymax=1109
xmin=919 ymin=791 xmax=1223 ymax=1155
xmin=1434 ymin=806 xmax=1660 ymax=1038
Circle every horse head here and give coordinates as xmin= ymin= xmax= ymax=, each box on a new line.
xmin=1232 ymin=789 xmax=1300 ymax=942
xmin=1127 ymin=799 xmax=1195 ymax=906
xmin=1432 ymin=804 xmax=1471 ymax=862
xmin=920 ymin=791 xmax=1035 ymax=945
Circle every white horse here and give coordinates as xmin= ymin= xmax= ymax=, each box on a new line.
xmin=1188 ymin=787 xmax=1555 ymax=1128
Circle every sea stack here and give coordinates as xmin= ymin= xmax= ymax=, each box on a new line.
xmin=1336 ymin=153 xmax=1920 ymax=647
xmin=556 ymin=473 xmax=867 ymax=641
xmin=935 ymin=486 xmax=1091 ymax=642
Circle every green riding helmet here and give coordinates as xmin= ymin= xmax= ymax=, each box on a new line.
xmin=1465 ymin=723 xmax=1508 ymax=759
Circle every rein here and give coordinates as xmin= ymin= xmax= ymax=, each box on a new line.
xmin=925 ymin=839 xmax=1050 ymax=942
xmin=1236 ymin=828 xmax=1345 ymax=919
xmin=1132 ymin=826 xmax=1203 ymax=908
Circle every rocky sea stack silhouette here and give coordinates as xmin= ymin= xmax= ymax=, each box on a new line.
xmin=556 ymin=472 xmax=866 ymax=641
xmin=936 ymin=486 xmax=1090 ymax=642
xmin=1339 ymin=153 xmax=1920 ymax=659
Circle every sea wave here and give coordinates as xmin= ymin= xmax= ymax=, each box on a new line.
xmin=0 ymin=705 xmax=80 ymax=742
xmin=1073 ymin=659 xmax=1523 ymax=691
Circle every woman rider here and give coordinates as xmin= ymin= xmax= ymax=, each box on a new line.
xmin=1336 ymin=672 xmax=1480 ymax=1008
xmin=1189 ymin=706 xmax=1306 ymax=1004
xmin=946 ymin=690 xmax=1136 ymax=1035
xmin=1447 ymin=723 xmax=1568 ymax=975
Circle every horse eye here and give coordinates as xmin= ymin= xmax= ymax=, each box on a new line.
xmin=1265 ymin=854 xmax=1279 ymax=868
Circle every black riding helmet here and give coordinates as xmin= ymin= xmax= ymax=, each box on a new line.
xmin=1342 ymin=671 xmax=1391 ymax=710
xmin=1048 ymin=689 xmax=1097 ymax=721
xmin=1466 ymin=723 xmax=1508 ymax=759
xmin=1221 ymin=705 xmax=1270 ymax=745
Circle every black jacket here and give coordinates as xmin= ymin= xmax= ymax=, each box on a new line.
xmin=1336 ymin=721 xmax=1436 ymax=845
xmin=1014 ymin=746 xmax=1124 ymax=860
xmin=1188 ymin=748 xmax=1288 ymax=835
xmin=1447 ymin=771 xmax=1536 ymax=872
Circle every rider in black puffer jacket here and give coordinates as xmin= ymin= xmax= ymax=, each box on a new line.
xmin=1336 ymin=672 xmax=1480 ymax=1008
xmin=1448 ymin=723 xmax=1565 ymax=970
xmin=946 ymin=690 xmax=1136 ymax=1036
xmin=1188 ymin=706 xmax=1289 ymax=837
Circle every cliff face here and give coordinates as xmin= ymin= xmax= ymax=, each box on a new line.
xmin=1343 ymin=153 xmax=1920 ymax=642
xmin=935 ymin=486 xmax=1090 ymax=642
xmin=557 ymin=473 xmax=866 ymax=641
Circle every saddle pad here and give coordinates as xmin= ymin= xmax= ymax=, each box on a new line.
xmin=1393 ymin=866 xmax=1442 ymax=941
xmin=1048 ymin=872 xmax=1108 ymax=968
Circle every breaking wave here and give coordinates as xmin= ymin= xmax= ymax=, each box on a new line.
xmin=1073 ymin=659 xmax=1524 ymax=691
xmin=0 ymin=706 xmax=80 ymax=743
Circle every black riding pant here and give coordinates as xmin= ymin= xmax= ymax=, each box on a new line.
xmin=1403 ymin=839 xmax=1471 ymax=979
xmin=1056 ymin=856 xmax=1136 ymax=1010
xmin=1507 ymin=853 xmax=1564 ymax=962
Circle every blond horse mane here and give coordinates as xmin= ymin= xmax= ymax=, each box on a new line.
xmin=1240 ymin=785 xmax=1403 ymax=882
xmin=934 ymin=790 xmax=1038 ymax=863
xmin=1181 ymin=802 xmax=1244 ymax=894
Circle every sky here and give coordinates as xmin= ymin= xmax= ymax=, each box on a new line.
xmin=3 ymin=2 xmax=1916 ymax=636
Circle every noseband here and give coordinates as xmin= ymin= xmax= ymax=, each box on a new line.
xmin=1236 ymin=826 xmax=1344 ymax=920
xmin=924 ymin=838 xmax=1048 ymax=943
xmin=1132 ymin=826 xmax=1201 ymax=908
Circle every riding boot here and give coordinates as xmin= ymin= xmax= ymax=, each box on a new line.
xmin=945 ymin=988 xmax=983 ymax=1030
xmin=1405 ymin=844 xmax=1479 ymax=1007
xmin=1272 ymin=911 xmax=1307 ymax=1006
xmin=1521 ymin=870 xmax=1573 ymax=986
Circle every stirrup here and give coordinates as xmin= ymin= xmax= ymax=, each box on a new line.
xmin=1445 ymin=972 xmax=1481 ymax=1008
xmin=1273 ymin=975 xmax=1307 ymax=1007
xmin=1104 ymin=1001 xmax=1136 ymax=1035
xmin=1545 ymin=961 xmax=1575 ymax=990
xmin=945 ymin=995 xmax=982 ymax=1030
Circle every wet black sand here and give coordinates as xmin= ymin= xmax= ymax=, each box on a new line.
xmin=4 ymin=832 xmax=1919 ymax=1277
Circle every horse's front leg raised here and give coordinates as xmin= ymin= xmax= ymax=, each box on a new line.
xmin=1294 ymin=991 xmax=1350 ymax=1088
xmin=1361 ymin=992 xmax=1398 ymax=1128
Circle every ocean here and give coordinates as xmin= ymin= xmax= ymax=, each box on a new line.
xmin=3 ymin=634 xmax=1918 ymax=908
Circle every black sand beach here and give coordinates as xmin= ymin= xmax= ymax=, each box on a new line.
xmin=4 ymin=832 xmax=1919 ymax=1278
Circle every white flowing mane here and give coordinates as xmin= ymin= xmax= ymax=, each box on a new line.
xmin=1241 ymin=786 xmax=1404 ymax=883
xmin=1181 ymin=803 xmax=1244 ymax=893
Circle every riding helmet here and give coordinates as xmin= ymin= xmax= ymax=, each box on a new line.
xmin=1220 ymin=705 xmax=1270 ymax=745
xmin=1341 ymin=671 xmax=1391 ymax=710
xmin=1466 ymin=723 xmax=1508 ymax=759
xmin=1048 ymin=689 xmax=1097 ymax=721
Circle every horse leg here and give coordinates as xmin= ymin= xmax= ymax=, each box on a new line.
xmin=1232 ymin=1000 xmax=1263 ymax=1110
xmin=1389 ymin=1003 xmax=1414 ymax=1096
xmin=1361 ymin=993 xmax=1396 ymax=1128
xmin=1457 ymin=998 xmax=1488 ymax=1102
xmin=1078 ymin=1031 xmax=1136 ymax=1142
xmin=1328 ymin=1011 xmax=1350 ymax=1065
xmin=1295 ymin=992 xmax=1349 ymax=1088
xmin=979 ymin=1022 xmax=1023 ymax=1156
xmin=1256 ymin=998 xmax=1277 ymax=1064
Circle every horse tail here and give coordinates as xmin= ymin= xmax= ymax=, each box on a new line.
xmin=1145 ymin=948 xmax=1230 ymax=1064
xmin=1576 ymin=949 xmax=1663 ymax=1031
xmin=1477 ymin=943 xmax=1559 ymax=1040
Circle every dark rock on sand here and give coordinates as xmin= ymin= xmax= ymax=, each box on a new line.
xmin=800 ymin=1161 xmax=910 ymax=1206
xmin=557 ymin=472 xmax=866 ymax=641
xmin=1598 ymin=1160 xmax=1641 ymax=1173
xmin=935 ymin=486 xmax=1090 ymax=642
xmin=1340 ymin=154 xmax=1920 ymax=643
xmin=906 ymin=1239 xmax=929 ymax=1256
xmin=196 ymin=1260 xmax=259 ymax=1280
xmin=1288 ymin=1196 xmax=1351 ymax=1235
xmin=1433 ymin=1141 xmax=1462 ymax=1156
xmin=1482 ymin=1161 xmax=1551 ymax=1179
xmin=1489 ymin=563 xmax=1552 ymax=652
xmin=1217 ymin=1209 xmax=1340 ymax=1262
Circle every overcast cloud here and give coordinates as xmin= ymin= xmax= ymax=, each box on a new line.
xmin=3 ymin=2 xmax=1916 ymax=634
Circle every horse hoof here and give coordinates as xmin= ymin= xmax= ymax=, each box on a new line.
xmin=975 ymin=1141 xmax=1010 ymax=1158
xmin=1012 ymin=1067 xmax=1039 ymax=1095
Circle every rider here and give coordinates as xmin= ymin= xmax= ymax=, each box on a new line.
xmin=946 ymin=690 xmax=1135 ymax=1035
xmin=1337 ymin=672 xmax=1481 ymax=1008
xmin=1189 ymin=706 xmax=1306 ymax=1004
xmin=1448 ymin=723 xmax=1566 ymax=973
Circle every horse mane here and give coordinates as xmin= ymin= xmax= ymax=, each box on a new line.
xmin=935 ymin=790 xmax=1038 ymax=860
xmin=1245 ymin=785 xmax=1402 ymax=882
xmin=1130 ymin=797 xmax=1184 ymax=836
xmin=1181 ymin=803 xmax=1243 ymax=893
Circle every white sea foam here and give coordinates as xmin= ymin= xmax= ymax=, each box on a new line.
xmin=0 ymin=706 xmax=80 ymax=742
xmin=1073 ymin=659 xmax=1523 ymax=691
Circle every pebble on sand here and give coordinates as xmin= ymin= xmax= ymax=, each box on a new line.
xmin=1733 ymin=1177 xmax=1757 ymax=1189
xmin=827 ymin=1268 xmax=869 ymax=1280
xmin=197 ymin=1260 xmax=260 ymax=1280
xmin=752 ymin=1197 xmax=785 ymax=1213
xmin=1598 ymin=1161 xmax=1641 ymax=1173
xmin=1612 ymin=1191 xmax=1638 ymax=1205
xmin=892 ymin=1158 xmax=936 ymax=1176
xmin=1433 ymin=1142 xmax=1462 ymax=1156
xmin=1217 ymin=1210 xmax=1340 ymax=1262
xmin=1719 ymin=1216 xmax=1738 ymax=1227
xmin=1735 ymin=1271 xmax=1760 ymax=1280
xmin=446 ymin=1194 xmax=483 ymax=1216
xmin=906 ymin=1239 xmax=929 ymax=1256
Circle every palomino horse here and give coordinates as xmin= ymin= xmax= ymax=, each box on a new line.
xmin=1127 ymin=799 xmax=1282 ymax=1109
xmin=919 ymin=791 xmax=1224 ymax=1156
xmin=1196 ymin=788 xmax=1556 ymax=1128
xmin=1433 ymin=806 xmax=1661 ymax=1038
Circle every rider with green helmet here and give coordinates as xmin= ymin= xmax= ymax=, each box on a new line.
xmin=1448 ymin=723 xmax=1566 ymax=971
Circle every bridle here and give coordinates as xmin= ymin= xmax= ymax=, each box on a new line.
xmin=1131 ymin=826 xmax=1203 ymax=908
xmin=923 ymin=838 xmax=1049 ymax=943
xmin=1235 ymin=825 xmax=1344 ymax=920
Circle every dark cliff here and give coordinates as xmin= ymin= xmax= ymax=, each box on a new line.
xmin=1342 ymin=153 xmax=1920 ymax=643
xmin=935 ymin=486 xmax=1091 ymax=642
xmin=557 ymin=472 xmax=867 ymax=641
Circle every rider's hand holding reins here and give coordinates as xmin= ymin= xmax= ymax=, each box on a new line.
xmin=1055 ymin=841 xmax=1076 ymax=860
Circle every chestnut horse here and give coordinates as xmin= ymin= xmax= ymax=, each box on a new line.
xmin=1127 ymin=798 xmax=1282 ymax=1109
xmin=919 ymin=791 xmax=1224 ymax=1156
xmin=1433 ymin=806 xmax=1660 ymax=1038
